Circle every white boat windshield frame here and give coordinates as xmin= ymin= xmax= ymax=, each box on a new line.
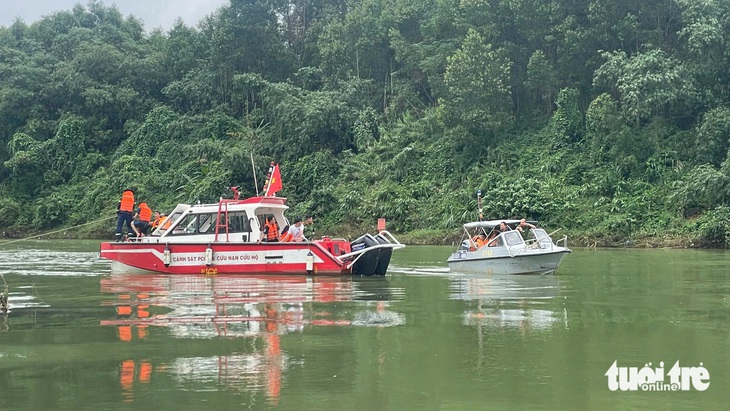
xmin=502 ymin=231 xmax=525 ymax=246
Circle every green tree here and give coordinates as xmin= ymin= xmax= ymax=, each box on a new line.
xmin=594 ymin=49 xmax=698 ymax=126
xmin=551 ymin=88 xmax=583 ymax=142
xmin=525 ymin=50 xmax=558 ymax=116
xmin=694 ymin=107 xmax=730 ymax=167
xmin=441 ymin=28 xmax=513 ymax=139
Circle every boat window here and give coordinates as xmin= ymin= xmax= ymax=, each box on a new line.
xmin=196 ymin=213 xmax=214 ymax=234
xmin=531 ymin=228 xmax=553 ymax=246
xmin=163 ymin=212 xmax=181 ymax=232
xmin=226 ymin=211 xmax=252 ymax=233
xmin=503 ymin=231 xmax=524 ymax=246
xmin=169 ymin=213 xmax=201 ymax=235
xmin=151 ymin=211 xmax=180 ymax=235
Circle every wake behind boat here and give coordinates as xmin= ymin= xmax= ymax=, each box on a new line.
xmin=100 ymin=165 xmax=404 ymax=276
xmin=447 ymin=220 xmax=571 ymax=275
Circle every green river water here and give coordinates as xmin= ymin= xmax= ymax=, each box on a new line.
xmin=0 ymin=240 xmax=728 ymax=410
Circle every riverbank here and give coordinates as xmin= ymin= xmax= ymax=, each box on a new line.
xmin=0 ymin=224 xmax=711 ymax=249
xmin=398 ymin=229 xmax=704 ymax=248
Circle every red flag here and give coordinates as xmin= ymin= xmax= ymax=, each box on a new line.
xmin=265 ymin=164 xmax=282 ymax=196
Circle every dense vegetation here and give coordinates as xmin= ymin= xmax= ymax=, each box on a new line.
xmin=2 ymin=0 xmax=730 ymax=247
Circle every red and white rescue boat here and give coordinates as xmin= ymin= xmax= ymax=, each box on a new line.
xmin=100 ymin=192 xmax=404 ymax=276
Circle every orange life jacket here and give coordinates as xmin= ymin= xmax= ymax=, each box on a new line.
xmin=280 ymin=232 xmax=293 ymax=242
xmin=151 ymin=216 xmax=166 ymax=228
xmin=119 ymin=190 xmax=135 ymax=212
xmin=138 ymin=203 xmax=152 ymax=222
xmin=265 ymin=221 xmax=279 ymax=241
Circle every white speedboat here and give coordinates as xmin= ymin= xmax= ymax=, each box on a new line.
xmin=447 ymin=220 xmax=571 ymax=275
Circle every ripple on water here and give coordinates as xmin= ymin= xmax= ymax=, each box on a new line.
xmin=0 ymin=249 xmax=109 ymax=276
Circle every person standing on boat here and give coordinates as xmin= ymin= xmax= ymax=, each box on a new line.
xmin=115 ymin=188 xmax=135 ymax=242
xmin=303 ymin=215 xmax=314 ymax=239
xmin=263 ymin=215 xmax=280 ymax=242
xmin=288 ymin=218 xmax=306 ymax=242
xmin=132 ymin=201 xmax=153 ymax=237
xmin=516 ymin=218 xmax=536 ymax=232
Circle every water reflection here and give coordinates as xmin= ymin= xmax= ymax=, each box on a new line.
xmin=99 ymin=274 xmax=405 ymax=403
xmin=448 ymin=273 xmax=566 ymax=332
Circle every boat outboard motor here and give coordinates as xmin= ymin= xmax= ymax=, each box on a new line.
xmin=350 ymin=234 xmax=380 ymax=276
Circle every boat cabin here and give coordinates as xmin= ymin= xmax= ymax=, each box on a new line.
xmin=457 ymin=219 xmax=539 ymax=251
xmin=145 ymin=196 xmax=291 ymax=243
xmin=456 ymin=220 xmax=565 ymax=254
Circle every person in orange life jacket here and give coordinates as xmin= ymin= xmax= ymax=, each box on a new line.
xmin=474 ymin=233 xmax=486 ymax=248
xmin=150 ymin=211 xmax=162 ymax=229
xmin=132 ymin=202 xmax=152 ymax=237
xmin=468 ymin=233 xmax=485 ymax=251
xmin=115 ymin=188 xmax=135 ymax=242
xmin=280 ymin=225 xmax=293 ymax=242
xmin=263 ymin=215 xmax=279 ymax=242
xmin=150 ymin=211 xmax=170 ymax=230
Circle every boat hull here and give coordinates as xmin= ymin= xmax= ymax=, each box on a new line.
xmin=101 ymin=242 xmax=351 ymax=276
xmin=447 ymin=249 xmax=570 ymax=275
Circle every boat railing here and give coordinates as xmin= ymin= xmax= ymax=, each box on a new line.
xmin=514 ymin=235 xmax=568 ymax=255
xmin=542 ymin=229 xmax=568 ymax=250
xmin=524 ymin=238 xmax=540 ymax=249
xmin=316 ymin=237 xmax=349 ymax=242
xmin=377 ymin=230 xmax=403 ymax=245
xmin=556 ymin=235 xmax=568 ymax=248
xmin=335 ymin=230 xmax=405 ymax=268
xmin=338 ymin=242 xmax=406 ymax=269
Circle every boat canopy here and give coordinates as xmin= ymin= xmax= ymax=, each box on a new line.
xmin=462 ymin=219 xmax=536 ymax=229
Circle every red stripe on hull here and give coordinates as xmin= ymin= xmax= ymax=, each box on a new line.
xmin=100 ymin=242 xmax=350 ymax=275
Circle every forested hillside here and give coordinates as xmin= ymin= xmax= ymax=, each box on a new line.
xmin=2 ymin=0 xmax=730 ymax=247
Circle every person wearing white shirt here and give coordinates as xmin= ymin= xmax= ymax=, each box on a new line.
xmin=288 ymin=218 xmax=306 ymax=242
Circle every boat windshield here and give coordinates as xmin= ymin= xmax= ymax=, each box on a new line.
xmin=531 ymin=228 xmax=553 ymax=247
xmin=503 ymin=231 xmax=524 ymax=246
xmin=168 ymin=213 xmax=214 ymax=235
